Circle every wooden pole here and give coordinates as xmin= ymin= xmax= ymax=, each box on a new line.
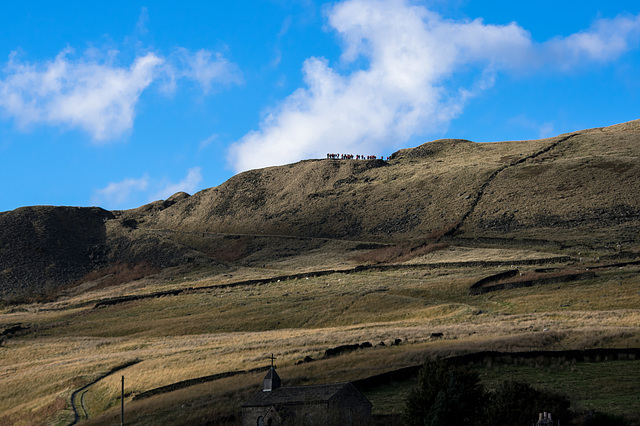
xmin=121 ymin=375 xmax=124 ymax=425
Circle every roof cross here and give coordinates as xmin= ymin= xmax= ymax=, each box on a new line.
xmin=269 ymin=353 xmax=277 ymax=368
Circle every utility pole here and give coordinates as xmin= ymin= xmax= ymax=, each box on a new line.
xmin=121 ymin=375 xmax=124 ymax=425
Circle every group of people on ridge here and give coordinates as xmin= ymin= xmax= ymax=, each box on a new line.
xmin=326 ymin=153 xmax=386 ymax=160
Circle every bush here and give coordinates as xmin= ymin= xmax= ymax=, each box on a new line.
xmin=404 ymin=361 xmax=577 ymax=426
xmin=403 ymin=360 xmax=636 ymax=426
xmin=583 ymin=412 xmax=632 ymax=426
xmin=483 ymin=380 xmax=572 ymax=426
xmin=404 ymin=359 xmax=483 ymax=426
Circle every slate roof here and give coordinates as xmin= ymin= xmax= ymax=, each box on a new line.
xmin=241 ymin=382 xmax=354 ymax=407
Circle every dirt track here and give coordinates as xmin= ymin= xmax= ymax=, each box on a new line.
xmin=69 ymin=360 xmax=140 ymax=425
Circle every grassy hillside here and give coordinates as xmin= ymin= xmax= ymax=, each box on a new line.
xmin=144 ymin=121 xmax=640 ymax=246
xmin=1 ymin=242 xmax=639 ymax=425
xmin=0 ymin=120 xmax=639 ymax=425
xmin=1 ymin=120 xmax=639 ymax=299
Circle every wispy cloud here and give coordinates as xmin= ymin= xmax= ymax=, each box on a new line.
xmin=198 ymin=133 xmax=218 ymax=151
xmin=543 ymin=13 xmax=640 ymax=68
xmin=161 ymin=48 xmax=243 ymax=95
xmin=91 ymin=167 xmax=203 ymax=210
xmin=0 ymin=45 xmax=242 ymax=141
xmin=135 ymin=7 xmax=150 ymax=36
xmin=152 ymin=167 xmax=203 ymax=201
xmin=228 ymin=0 xmax=640 ymax=172
xmin=91 ymin=174 xmax=150 ymax=208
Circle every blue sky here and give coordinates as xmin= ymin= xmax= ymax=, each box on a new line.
xmin=1 ymin=0 xmax=639 ymax=212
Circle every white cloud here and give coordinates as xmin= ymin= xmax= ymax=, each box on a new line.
xmin=0 ymin=49 xmax=162 ymax=141
xmin=152 ymin=167 xmax=203 ymax=201
xmin=184 ymin=49 xmax=242 ymax=93
xmin=92 ymin=167 xmax=203 ymax=210
xmin=228 ymin=0 xmax=640 ymax=172
xmin=543 ymin=14 xmax=640 ymax=68
xmin=0 ymin=46 xmax=241 ymax=141
xmin=161 ymin=48 xmax=243 ymax=95
xmin=91 ymin=174 xmax=150 ymax=208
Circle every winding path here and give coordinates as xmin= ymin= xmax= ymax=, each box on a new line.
xmin=69 ymin=360 xmax=140 ymax=425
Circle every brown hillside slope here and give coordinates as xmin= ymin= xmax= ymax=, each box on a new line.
xmin=145 ymin=120 xmax=640 ymax=245
xmin=144 ymin=139 xmax=547 ymax=239
xmin=463 ymin=121 xmax=640 ymax=242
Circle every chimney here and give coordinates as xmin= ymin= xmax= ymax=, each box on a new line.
xmin=536 ymin=411 xmax=554 ymax=426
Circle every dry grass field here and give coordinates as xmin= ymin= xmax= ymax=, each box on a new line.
xmin=1 ymin=120 xmax=639 ymax=425
xmin=1 ymin=242 xmax=639 ymax=425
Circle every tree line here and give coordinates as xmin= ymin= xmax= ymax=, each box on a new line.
xmin=404 ymin=359 xmax=632 ymax=426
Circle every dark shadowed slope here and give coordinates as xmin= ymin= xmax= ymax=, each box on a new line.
xmin=0 ymin=206 xmax=113 ymax=298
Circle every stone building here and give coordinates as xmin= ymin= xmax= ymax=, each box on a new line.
xmin=241 ymin=366 xmax=372 ymax=426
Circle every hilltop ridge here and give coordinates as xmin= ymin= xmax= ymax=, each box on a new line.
xmin=143 ymin=120 xmax=639 ymax=243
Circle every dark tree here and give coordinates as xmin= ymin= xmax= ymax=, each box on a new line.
xmin=583 ymin=412 xmax=632 ymax=426
xmin=404 ymin=359 xmax=484 ymax=426
xmin=482 ymin=380 xmax=572 ymax=426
